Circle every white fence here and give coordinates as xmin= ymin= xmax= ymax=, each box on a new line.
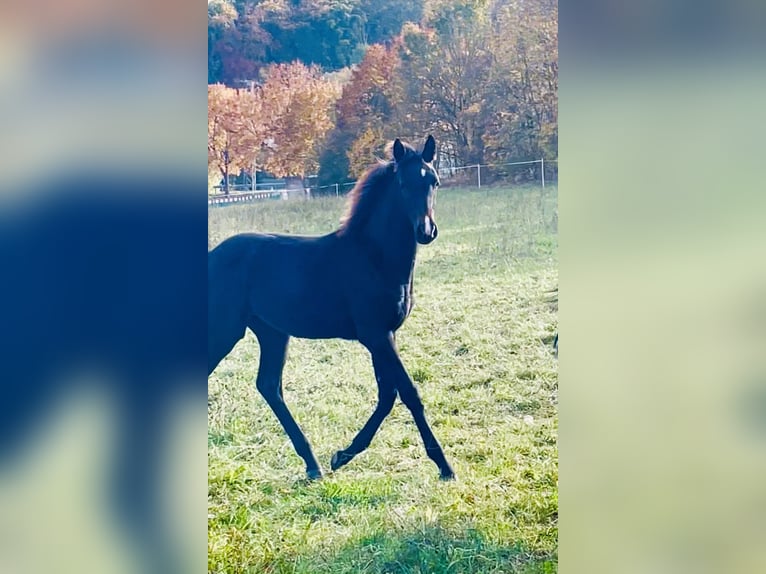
xmin=209 ymin=158 xmax=557 ymax=205
xmin=437 ymin=158 xmax=557 ymax=189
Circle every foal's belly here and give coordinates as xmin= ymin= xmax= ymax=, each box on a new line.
xmin=254 ymin=287 xmax=357 ymax=340
xmin=245 ymin=236 xmax=357 ymax=339
xmin=254 ymin=281 xmax=411 ymax=341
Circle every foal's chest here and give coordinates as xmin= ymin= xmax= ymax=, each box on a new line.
xmin=391 ymin=276 xmax=414 ymax=332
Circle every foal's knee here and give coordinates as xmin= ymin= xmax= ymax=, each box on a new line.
xmin=256 ymin=375 xmax=280 ymax=399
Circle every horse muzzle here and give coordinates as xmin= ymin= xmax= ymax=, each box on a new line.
xmin=416 ymin=215 xmax=438 ymax=244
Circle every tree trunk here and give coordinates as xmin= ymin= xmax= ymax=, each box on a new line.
xmin=221 ymin=150 xmax=230 ymax=195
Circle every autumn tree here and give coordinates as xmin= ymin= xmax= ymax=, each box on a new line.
xmin=357 ymin=0 xmax=425 ymax=45
xmin=253 ymin=62 xmax=340 ymax=178
xmin=263 ymin=0 xmax=367 ymax=70
xmin=208 ymin=0 xmax=427 ymax=85
xmin=208 ymin=0 xmax=558 ymax=187
xmin=208 ymin=0 xmax=273 ymax=85
xmin=208 ymin=84 xmax=251 ymax=193
xmin=397 ymin=0 xmax=494 ymax=167
xmin=484 ymin=0 xmax=558 ymax=165
xmin=209 ymin=62 xmax=339 ymax=190
xmin=319 ymin=43 xmax=403 ymax=184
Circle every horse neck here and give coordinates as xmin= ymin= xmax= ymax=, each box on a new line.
xmin=362 ymin=183 xmax=417 ymax=284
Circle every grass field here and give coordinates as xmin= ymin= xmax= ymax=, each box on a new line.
xmin=208 ymin=185 xmax=558 ymax=574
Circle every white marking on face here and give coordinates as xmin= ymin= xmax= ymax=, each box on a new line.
xmin=421 ymin=168 xmax=426 ymax=177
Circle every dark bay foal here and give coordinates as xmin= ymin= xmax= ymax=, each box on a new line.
xmin=208 ymin=135 xmax=454 ymax=480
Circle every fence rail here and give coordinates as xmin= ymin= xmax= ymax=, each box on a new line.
xmin=212 ymin=182 xmax=287 ymax=193
xmin=209 ymin=190 xmax=288 ymax=205
xmin=209 ymin=158 xmax=557 ymax=206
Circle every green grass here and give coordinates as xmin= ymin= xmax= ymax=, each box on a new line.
xmin=208 ymin=185 xmax=558 ymax=574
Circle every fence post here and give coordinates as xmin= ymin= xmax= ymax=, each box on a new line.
xmin=540 ymin=158 xmax=545 ymax=188
xmin=335 ymin=183 xmax=339 ymax=196
xmin=477 ymin=164 xmax=481 ymax=188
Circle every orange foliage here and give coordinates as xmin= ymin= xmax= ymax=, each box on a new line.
xmin=208 ymin=62 xmax=340 ymax=183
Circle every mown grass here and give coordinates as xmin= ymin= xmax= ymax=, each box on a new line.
xmin=208 ymin=185 xmax=558 ymax=573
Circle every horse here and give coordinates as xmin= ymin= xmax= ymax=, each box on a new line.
xmin=208 ymin=135 xmax=455 ymax=481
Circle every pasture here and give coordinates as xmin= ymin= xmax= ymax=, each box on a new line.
xmin=208 ymin=185 xmax=558 ymax=573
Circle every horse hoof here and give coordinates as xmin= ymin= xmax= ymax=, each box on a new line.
xmin=306 ymin=469 xmax=323 ymax=481
xmin=439 ymin=470 xmax=456 ymax=481
xmin=330 ymin=450 xmax=350 ymax=471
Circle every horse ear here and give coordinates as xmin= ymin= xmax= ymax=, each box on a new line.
xmin=422 ymin=135 xmax=436 ymax=163
xmin=393 ymin=138 xmax=405 ymax=162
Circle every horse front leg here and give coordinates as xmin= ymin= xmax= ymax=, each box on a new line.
xmin=395 ymin=367 xmax=455 ymax=480
xmin=352 ymin=333 xmax=455 ymax=480
xmin=330 ymin=362 xmax=397 ymax=472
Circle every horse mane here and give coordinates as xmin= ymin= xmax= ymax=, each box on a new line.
xmin=338 ymin=141 xmax=419 ymax=235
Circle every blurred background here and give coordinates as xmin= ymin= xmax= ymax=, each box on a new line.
xmin=0 ymin=2 xmax=207 ymax=573
xmin=560 ymin=1 xmax=766 ymax=573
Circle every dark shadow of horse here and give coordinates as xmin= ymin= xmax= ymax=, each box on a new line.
xmin=208 ymin=135 xmax=455 ymax=480
xmin=1 ymin=174 xmax=206 ymax=574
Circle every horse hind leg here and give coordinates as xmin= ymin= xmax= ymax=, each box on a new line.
xmin=250 ymin=318 xmax=323 ymax=480
xmin=208 ymin=316 xmax=246 ymax=375
xmin=208 ymin=286 xmax=247 ymax=375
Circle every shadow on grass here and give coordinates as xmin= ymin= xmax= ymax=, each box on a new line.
xmin=234 ymin=524 xmax=557 ymax=574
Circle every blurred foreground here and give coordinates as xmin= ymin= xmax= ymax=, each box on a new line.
xmin=0 ymin=1 xmax=207 ymax=572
